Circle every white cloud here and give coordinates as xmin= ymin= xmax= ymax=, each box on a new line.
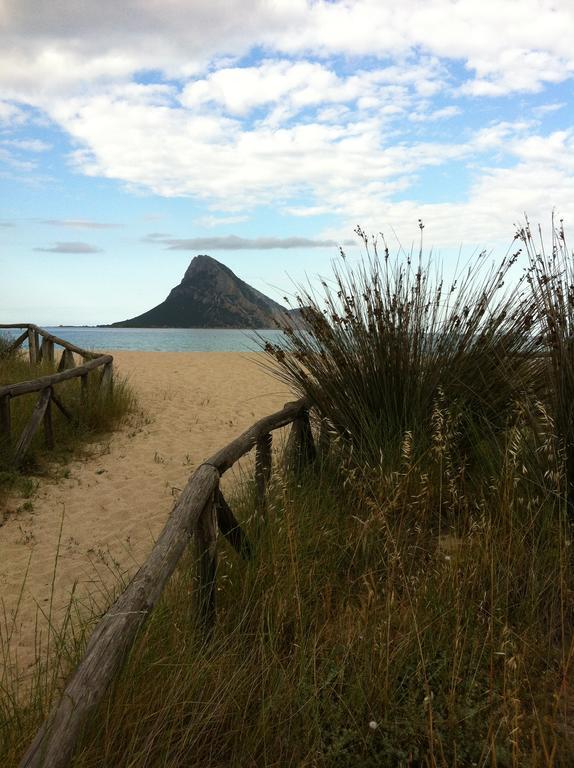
xmin=0 ymin=0 xmax=572 ymax=255
xmin=0 ymin=100 xmax=28 ymax=126
xmin=40 ymin=218 xmax=122 ymax=229
xmin=1 ymin=1 xmax=573 ymax=103
xmin=34 ymin=241 xmax=103 ymax=253
xmin=1 ymin=138 xmax=51 ymax=152
xmin=533 ymin=102 xmax=566 ymax=117
xmin=409 ymin=106 xmax=461 ymax=122
xmin=148 ymin=235 xmax=352 ymax=250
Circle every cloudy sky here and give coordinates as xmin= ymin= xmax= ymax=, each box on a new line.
xmin=1 ymin=0 xmax=573 ymax=324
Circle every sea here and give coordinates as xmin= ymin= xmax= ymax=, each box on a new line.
xmin=1 ymin=326 xmax=286 ymax=353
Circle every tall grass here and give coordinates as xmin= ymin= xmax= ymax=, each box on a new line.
xmin=264 ymin=228 xmax=540 ymax=475
xmin=0 ymin=339 xmax=137 ymax=504
xmin=3 ymin=443 xmax=571 ymax=766
xmin=517 ymin=218 xmax=574 ymax=520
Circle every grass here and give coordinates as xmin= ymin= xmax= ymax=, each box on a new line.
xmin=2 ymin=446 xmax=571 ymax=766
xmin=2 ymin=223 xmax=574 ymax=766
xmin=0 ymin=336 xmax=138 ymax=508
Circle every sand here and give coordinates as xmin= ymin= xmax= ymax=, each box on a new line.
xmin=0 ymin=351 xmax=292 ymax=673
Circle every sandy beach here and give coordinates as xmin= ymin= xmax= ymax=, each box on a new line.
xmin=0 ymin=351 xmax=291 ymax=673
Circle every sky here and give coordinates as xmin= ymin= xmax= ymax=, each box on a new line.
xmin=1 ymin=0 xmax=573 ymax=325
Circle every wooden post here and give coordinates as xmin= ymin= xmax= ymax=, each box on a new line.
xmin=195 ymin=489 xmax=218 ymax=638
xmin=5 ymin=330 xmax=28 ymax=356
xmin=28 ymin=329 xmax=38 ymax=366
xmin=100 ymin=362 xmax=113 ymax=396
xmin=0 ymin=394 xmax=11 ymax=445
xmin=216 ymin=489 xmax=252 ymax=560
xmin=58 ymin=349 xmax=76 ymax=371
xmin=41 ymin=338 xmax=55 ymax=366
xmin=44 ymin=387 xmax=54 ymax=449
xmin=286 ymin=407 xmax=316 ymax=475
xmin=51 ymin=390 xmax=74 ymax=423
xmin=14 ymin=388 xmax=52 ymax=465
xmin=34 ymin=331 xmax=41 ymax=363
xmin=255 ymin=432 xmax=272 ymax=514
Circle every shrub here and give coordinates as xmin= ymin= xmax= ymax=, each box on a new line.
xmin=264 ymin=226 xmax=540 ymax=472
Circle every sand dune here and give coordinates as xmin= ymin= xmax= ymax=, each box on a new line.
xmin=0 ymin=351 xmax=291 ymax=673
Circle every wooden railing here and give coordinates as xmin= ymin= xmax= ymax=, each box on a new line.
xmin=19 ymin=395 xmax=320 ymax=768
xmin=0 ymin=324 xmax=113 ymax=465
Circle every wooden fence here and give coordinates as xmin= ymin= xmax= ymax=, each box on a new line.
xmin=0 ymin=324 xmax=113 ymax=465
xmin=18 ymin=391 xmax=319 ymax=767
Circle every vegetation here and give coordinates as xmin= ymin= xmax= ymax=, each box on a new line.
xmin=2 ymin=221 xmax=574 ymax=766
xmin=0 ymin=336 xmax=137 ymax=506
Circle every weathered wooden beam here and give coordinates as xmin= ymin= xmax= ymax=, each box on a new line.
xmin=41 ymin=338 xmax=55 ymax=366
xmin=255 ymin=432 xmax=272 ymax=514
xmin=19 ymin=463 xmax=220 ymax=768
xmin=216 ymin=489 xmax=251 ymax=560
xmin=0 ymin=355 xmax=112 ymax=399
xmin=51 ymin=390 xmax=74 ymax=423
xmin=13 ymin=388 xmax=52 ymax=465
xmin=196 ymin=489 xmax=218 ymax=638
xmin=207 ymin=398 xmax=309 ymax=474
xmin=0 ymin=394 xmax=11 ymax=445
xmin=43 ymin=389 xmax=54 ymax=450
xmin=285 ymin=407 xmax=316 ymax=475
xmin=57 ymin=348 xmax=76 ymax=372
xmin=34 ymin=331 xmax=41 ymax=363
xmin=4 ymin=330 xmax=28 ymax=356
xmin=28 ymin=329 xmax=38 ymax=366
xmin=100 ymin=361 xmax=113 ymax=396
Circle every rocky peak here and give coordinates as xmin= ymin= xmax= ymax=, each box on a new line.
xmin=182 ymin=254 xmax=229 ymax=282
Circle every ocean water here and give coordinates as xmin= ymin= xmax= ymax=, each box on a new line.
xmin=1 ymin=326 xmax=286 ymax=353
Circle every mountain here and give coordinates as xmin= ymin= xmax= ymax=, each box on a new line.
xmin=112 ymin=254 xmax=300 ymax=329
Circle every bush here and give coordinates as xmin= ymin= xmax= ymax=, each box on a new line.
xmin=264 ymin=227 xmax=540 ymax=473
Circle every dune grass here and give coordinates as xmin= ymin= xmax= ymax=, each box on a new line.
xmin=3 ymin=224 xmax=574 ymax=766
xmin=0 ymin=338 xmax=137 ymax=508
xmin=2 ymin=443 xmax=571 ymax=767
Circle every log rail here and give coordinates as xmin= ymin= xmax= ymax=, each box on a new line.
xmin=19 ymin=395 xmax=318 ymax=768
xmin=0 ymin=323 xmax=113 ymax=464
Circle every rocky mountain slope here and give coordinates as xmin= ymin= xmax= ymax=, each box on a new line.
xmin=112 ymin=255 xmax=299 ymax=328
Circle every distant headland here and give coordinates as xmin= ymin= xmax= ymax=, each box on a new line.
xmin=110 ymin=255 xmax=302 ymax=329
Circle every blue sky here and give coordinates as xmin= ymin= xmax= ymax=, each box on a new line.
xmin=1 ymin=0 xmax=573 ymax=324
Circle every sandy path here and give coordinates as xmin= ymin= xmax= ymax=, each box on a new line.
xmin=0 ymin=352 xmax=291 ymax=673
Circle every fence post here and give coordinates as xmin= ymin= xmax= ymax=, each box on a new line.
xmin=44 ymin=387 xmax=54 ymax=449
xmin=195 ymin=488 xmax=218 ymax=638
xmin=100 ymin=362 xmax=113 ymax=396
xmin=41 ymin=338 xmax=55 ymax=366
xmin=28 ymin=329 xmax=38 ymax=366
xmin=216 ymin=489 xmax=252 ymax=560
xmin=58 ymin=348 xmax=76 ymax=371
xmin=286 ymin=407 xmax=316 ymax=475
xmin=34 ymin=331 xmax=41 ymax=363
xmin=13 ymin=388 xmax=52 ymax=465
